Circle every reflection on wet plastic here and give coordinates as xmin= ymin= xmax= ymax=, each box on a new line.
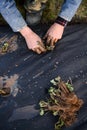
xmin=8 ymin=105 xmax=39 ymax=122
xmin=10 ymin=81 xmax=19 ymax=97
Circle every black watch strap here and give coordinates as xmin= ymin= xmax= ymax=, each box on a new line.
xmin=55 ymin=16 xmax=68 ymax=27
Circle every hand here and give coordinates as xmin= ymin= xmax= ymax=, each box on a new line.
xmin=44 ymin=23 xmax=64 ymax=46
xmin=20 ymin=26 xmax=46 ymax=54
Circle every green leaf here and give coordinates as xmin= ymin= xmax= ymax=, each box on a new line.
xmin=55 ymin=76 xmax=61 ymax=82
xmin=50 ymin=79 xmax=57 ymax=85
xmin=40 ymin=109 xmax=44 ymax=116
xmin=48 ymin=87 xmax=54 ymax=93
xmin=2 ymin=42 xmax=9 ymax=53
xmin=55 ymin=118 xmax=64 ymax=130
xmin=39 ymin=100 xmax=48 ymax=107
xmin=53 ymin=111 xmax=58 ymax=116
xmin=66 ymin=83 xmax=74 ymax=92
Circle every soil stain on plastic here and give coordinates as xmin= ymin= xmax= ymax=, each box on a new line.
xmin=0 ymin=74 xmax=19 ymax=97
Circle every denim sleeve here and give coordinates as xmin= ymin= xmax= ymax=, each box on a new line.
xmin=0 ymin=0 xmax=27 ymax=32
xmin=59 ymin=0 xmax=82 ymax=21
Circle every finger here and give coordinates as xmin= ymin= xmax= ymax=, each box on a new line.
xmin=50 ymin=38 xmax=54 ymax=46
xmin=33 ymin=48 xmax=41 ymax=54
xmin=36 ymin=41 xmax=46 ymax=52
xmin=37 ymin=41 xmax=45 ymax=49
xmin=43 ymin=33 xmax=48 ymax=40
xmin=36 ymin=48 xmax=42 ymax=54
xmin=50 ymin=38 xmax=58 ymax=46
xmin=46 ymin=36 xmax=52 ymax=45
xmin=54 ymin=38 xmax=58 ymax=43
xmin=37 ymin=41 xmax=46 ymax=52
xmin=39 ymin=45 xmax=46 ymax=52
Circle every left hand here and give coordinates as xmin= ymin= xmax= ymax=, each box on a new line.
xmin=43 ymin=23 xmax=64 ymax=46
xmin=20 ymin=26 xmax=46 ymax=54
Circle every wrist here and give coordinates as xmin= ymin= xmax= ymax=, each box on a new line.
xmin=55 ymin=16 xmax=68 ymax=27
xmin=19 ymin=26 xmax=32 ymax=38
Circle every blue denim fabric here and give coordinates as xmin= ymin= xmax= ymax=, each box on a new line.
xmin=59 ymin=0 xmax=82 ymax=21
xmin=0 ymin=0 xmax=27 ymax=32
xmin=0 ymin=0 xmax=82 ymax=32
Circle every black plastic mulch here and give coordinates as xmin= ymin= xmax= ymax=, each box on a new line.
xmin=0 ymin=24 xmax=87 ymax=130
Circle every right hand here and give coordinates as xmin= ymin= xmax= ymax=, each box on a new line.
xmin=43 ymin=23 xmax=64 ymax=47
xmin=20 ymin=26 xmax=46 ymax=54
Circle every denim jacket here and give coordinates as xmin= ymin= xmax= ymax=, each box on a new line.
xmin=0 ymin=0 xmax=82 ymax=32
xmin=59 ymin=0 xmax=82 ymax=21
xmin=0 ymin=0 xmax=27 ymax=32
